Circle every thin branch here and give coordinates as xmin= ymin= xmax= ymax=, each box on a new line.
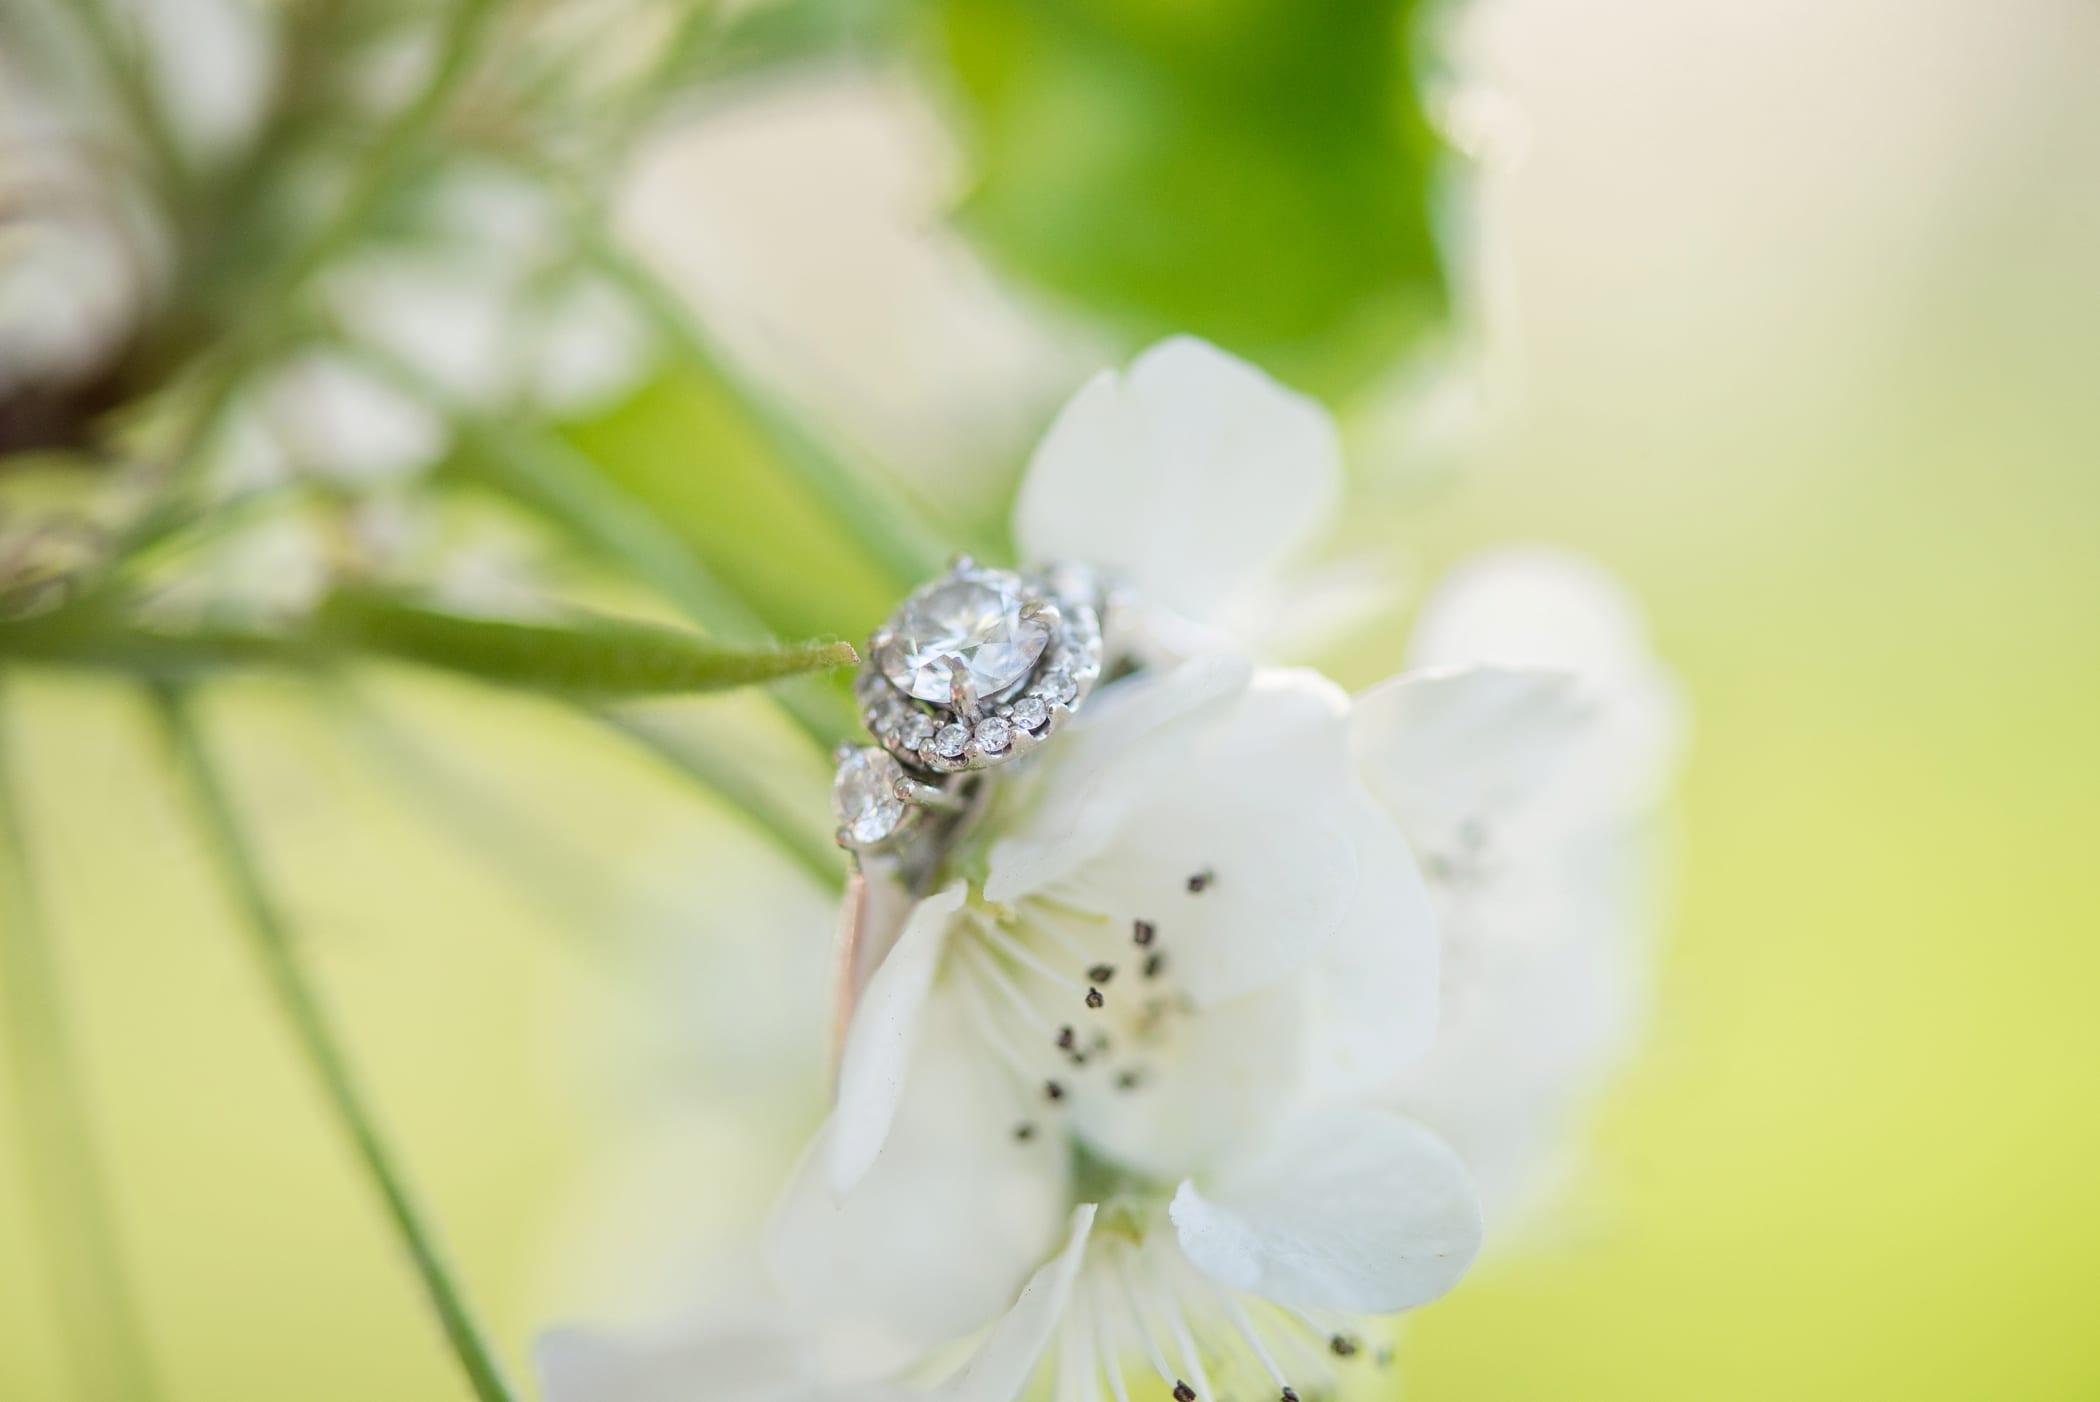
xmin=154 ymin=687 xmax=521 ymax=1402
xmin=0 ymin=685 xmax=163 ymax=1402
xmin=333 ymin=332 xmax=857 ymax=745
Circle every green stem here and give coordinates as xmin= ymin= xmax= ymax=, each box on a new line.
xmin=2 ymin=590 xmax=857 ymax=697
xmin=155 ymin=688 xmax=521 ymax=1402
xmin=340 ymin=336 xmax=859 ymax=743
xmin=450 ymin=421 xmax=859 ymax=743
xmin=0 ymin=688 xmax=164 ymax=1402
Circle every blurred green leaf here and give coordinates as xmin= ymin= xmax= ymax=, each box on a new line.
xmin=441 ymin=414 xmax=862 ymax=743
xmin=563 ymin=371 xmax=911 ymax=643
xmin=931 ymin=0 xmax=1449 ymax=396
xmin=315 ymin=592 xmax=860 ymax=696
xmin=1 ymin=591 xmax=858 ymax=698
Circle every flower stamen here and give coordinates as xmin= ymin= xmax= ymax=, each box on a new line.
xmin=979 ymin=919 xmax=1086 ymax=995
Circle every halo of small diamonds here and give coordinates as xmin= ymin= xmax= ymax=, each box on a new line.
xmin=853 ymin=557 xmax=1104 ymax=777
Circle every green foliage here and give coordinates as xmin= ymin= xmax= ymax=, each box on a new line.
xmin=564 ymin=372 xmax=912 ymax=644
xmin=157 ymin=689 xmax=521 ymax=1402
xmin=315 ymin=592 xmax=859 ymax=696
xmin=0 ymin=590 xmax=858 ymax=698
xmin=932 ymin=0 xmax=1450 ymax=396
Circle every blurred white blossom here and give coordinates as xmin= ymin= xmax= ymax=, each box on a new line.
xmin=534 ymin=340 xmax=1679 ymax=1399
xmin=1017 ymin=339 xmax=1685 ymax=1232
xmin=1015 ymin=337 xmax=1401 ymax=664
xmin=542 ymin=658 xmax=1485 ymax=1402
xmin=1372 ymin=551 xmax=1686 ymax=1229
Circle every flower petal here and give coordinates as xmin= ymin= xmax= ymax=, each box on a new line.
xmin=1064 ymin=978 xmax=1309 ymax=1183
xmin=771 ymin=992 xmax=1071 ymax=1352
xmin=1402 ymin=549 xmax=1688 ymax=820
xmin=1380 ymin=553 xmax=1685 ymax=1234
xmin=936 ymin=1205 xmax=1097 ymax=1402
xmin=1045 ymin=668 xmax=1361 ymax=1005
xmin=985 ymin=656 xmax=1252 ymax=905
xmin=1014 ymin=337 xmax=1341 ymax=625
xmin=1170 ymin=1108 xmax=1482 ymax=1314
xmin=1349 ymin=664 xmax=1592 ymax=859
xmin=1384 ymin=824 xmax=1655 ymax=1225
xmin=1297 ymin=785 xmax=1442 ymax=1096
xmin=829 ymin=882 xmax=968 ymax=1194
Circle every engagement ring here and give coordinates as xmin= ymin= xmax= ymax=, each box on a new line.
xmin=831 ymin=556 xmax=1104 ymax=854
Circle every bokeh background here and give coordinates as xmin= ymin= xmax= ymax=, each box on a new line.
xmin=3 ymin=0 xmax=2097 ymax=1399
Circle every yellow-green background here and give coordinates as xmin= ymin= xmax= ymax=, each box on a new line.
xmin=4 ymin=1 xmax=2098 ymax=1399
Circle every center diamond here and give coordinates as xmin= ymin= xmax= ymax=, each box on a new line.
xmin=878 ymin=571 xmax=1050 ymax=705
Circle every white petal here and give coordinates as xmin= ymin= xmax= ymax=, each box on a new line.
xmin=829 ymin=882 xmax=969 ymax=1194
xmin=1406 ymin=549 xmax=1653 ymax=676
xmin=1014 ymin=337 xmax=1342 ymax=625
xmin=1388 ymin=821 xmax=1664 ymax=1229
xmin=985 ymin=656 xmax=1252 ymax=905
xmin=936 ymin=1205 xmax=1097 ymax=1402
xmin=1297 ymin=786 xmax=1442 ymax=1096
xmin=770 ymin=994 xmax=1070 ymax=1352
xmin=1170 ymin=1109 xmax=1482 ymax=1314
xmin=252 ymin=350 xmax=448 ymax=484
xmin=1403 ymin=549 xmax=1688 ymax=819
xmin=1046 ymin=668 xmax=1361 ymax=1005
xmin=1063 ymin=979 xmax=1308 ymax=1184
xmin=1349 ymin=665 xmax=1591 ymax=858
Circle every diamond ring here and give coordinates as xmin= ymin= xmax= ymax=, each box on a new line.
xmin=832 ymin=556 xmax=1104 ymax=853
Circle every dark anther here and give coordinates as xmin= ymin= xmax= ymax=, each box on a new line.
xmin=1115 ymin=1069 xmax=1142 ymax=1091
xmin=1044 ymin=1080 xmax=1065 ymax=1101
xmin=1281 ymin=1390 xmax=1300 ymax=1402
xmin=1013 ymin=1122 xmax=1036 ymax=1141
xmin=1133 ymin=919 xmax=1156 ymax=946
xmin=1173 ymin=1383 xmax=1197 ymax=1402
xmin=1085 ymin=987 xmax=1105 ymax=1009
xmin=1330 ymin=1334 xmax=1359 ymax=1358
xmin=1186 ymin=869 xmax=1213 ymax=893
xmin=1088 ymin=963 xmax=1116 ymax=984
xmin=1143 ymin=950 xmax=1166 ymax=979
xmin=1057 ymin=1025 xmax=1077 ymax=1051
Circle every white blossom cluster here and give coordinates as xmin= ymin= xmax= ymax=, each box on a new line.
xmin=538 ymin=339 xmax=1684 ymax=1402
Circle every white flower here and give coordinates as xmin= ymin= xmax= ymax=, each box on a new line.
xmin=1358 ymin=550 xmax=1686 ymax=1226
xmin=539 ymin=655 xmax=1479 ymax=1402
xmin=1020 ymin=336 xmax=1686 ymax=1227
xmin=824 ymin=658 xmax=1440 ymax=1198
xmin=535 ymin=337 xmax=1678 ymax=1397
xmin=1014 ymin=336 xmax=1391 ymax=663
